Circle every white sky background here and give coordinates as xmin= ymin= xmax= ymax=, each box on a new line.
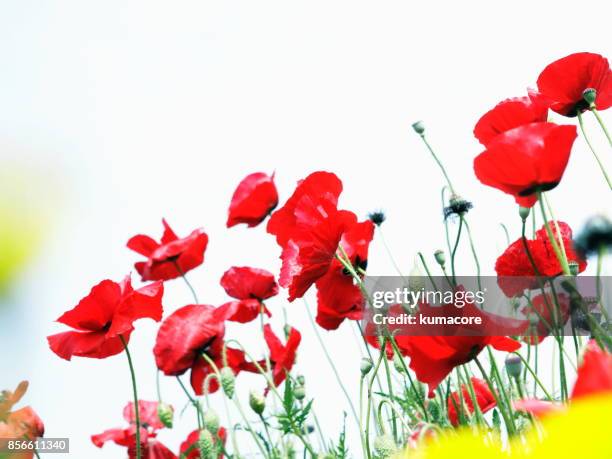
xmin=0 ymin=1 xmax=611 ymax=457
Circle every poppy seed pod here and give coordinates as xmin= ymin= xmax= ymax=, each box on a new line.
xmin=294 ymin=385 xmax=306 ymax=401
xmin=203 ymin=409 xmax=220 ymax=434
xmin=408 ymin=258 xmax=426 ymax=292
xmin=198 ymin=429 xmax=215 ymax=459
xmin=373 ymin=434 xmax=396 ymax=458
xmin=519 ymin=206 xmax=531 ymax=221
xmin=296 ymin=375 xmax=305 ymax=386
xmin=434 ymin=250 xmax=446 ymax=266
xmin=505 ymin=355 xmax=522 ymax=379
xmin=367 ymin=210 xmax=386 ymax=226
xmin=412 ymin=120 xmax=426 ymax=135
xmin=249 ymin=390 xmax=265 ymax=415
xmin=569 ymin=261 xmax=580 ymax=276
xmin=444 ymin=194 xmax=473 ymax=219
xmin=360 ymin=357 xmax=374 ymax=376
xmin=219 ymin=367 xmax=235 ymax=399
xmin=157 ymin=402 xmax=174 ymax=428
xmin=583 ymin=88 xmax=597 ymax=106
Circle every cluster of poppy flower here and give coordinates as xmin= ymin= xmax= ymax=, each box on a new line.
xmin=33 ymin=51 xmax=612 ymax=458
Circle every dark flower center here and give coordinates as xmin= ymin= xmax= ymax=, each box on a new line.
xmin=519 ymin=182 xmax=559 ymax=197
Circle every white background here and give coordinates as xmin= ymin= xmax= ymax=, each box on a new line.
xmin=0 ymin=1 xmax=611 ymax=457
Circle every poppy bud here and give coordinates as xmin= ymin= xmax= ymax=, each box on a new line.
xmin=412 ymin=120 xmax=426 ymax=135
xmin=249 ymin=390 xmax=266 ymax=415
xmin=360 ymin=357 xmax=373 ymax=376
xmin=373 ymin=434 xmax=396 ymax=458
xmin=568 ymin=261 xmax=579 ymax=276
xmin=434 ymin=250 xmax=446 ymax=267
xmin=583 ymin=88 xmax=597 ymax=106
xmin=203 ymin=409 xmax=220 ymax=434
xmin=505 ymin=355 xmax=522 ymax=379
xmin=393 ymin=353 xmax=405 ymax=373
xmin=408 ymin=257 xmax=426 ymax=292
xmin=296 ymin=375 xmax=306 ymax=386
xmin=198 ymin=429 xmax=215 ymax=459
xmin=157 ymin=402 xmax=174 ymax=428
xmin=219 ymin=367 xmax=235 ymax=399
xmin=367 ymin=210 xmax=386 ymax=227
xmin=519 ymin=206 xmax=531 ymax=221
xmin=294 ymin=385 xmax=306 ymax=401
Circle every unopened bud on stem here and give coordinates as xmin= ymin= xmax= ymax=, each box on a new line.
xmin=434 ymin=250 xmax=446 ymax=267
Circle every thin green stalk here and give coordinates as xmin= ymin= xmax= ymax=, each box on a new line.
xmin=304 ymin=301 xmax=360 ymax=426
xmin=577 ymin=111 xmax=612 ymax=189
xmin=365 ymin=340 xmax=386 ymax=459
xmin=417 ymin=133 xmax=456 ymax=194
xmin=591 ymin=107 xmax=612 ymax=146
xmin=536 ymin=192 xmax=571 ymax=274
xmin=222 ymin=340 xmax=317 ymax=457
xmin=173 ymin=260 xmax=199 ymax=303
xmin=461 ymin=216 xmax=482 ymax=291
xmin=450 ymin=217 xmax=463 ymax=284
xmin=474 ymin=357 xmax=515 ymax=436
xmin=120 ymin=336 xmax=141 ymax=459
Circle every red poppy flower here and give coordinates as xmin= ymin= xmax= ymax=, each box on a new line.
xmin=495 ymin=221 xmax=587 ymax=297
xmin=515 ymin=340 xmax=612 ymax=417
xmin=48 ymin=276 xmax=163 ymax=360
xmin=474 ymin=122 xmax=577 ymax=207
xmin=153 ymin=304 xmax=256 ymax=395
xmin=220 ymin=266 xmax=279 ymax=301
xmin=216 ymin=299 xmax=270 ymax=324
xmin=537 ymin=52 xmax=612 ymax=117
xmin=314 ymin=220 xmax=374 ymax=330
xmin=180 ymin=427 xmax=227 ymax=459
xmin=127 ymin=219 xmax=208 ymax=281
xmin=391 ymin=335 xmax=520 ymax=398
xmin=521 ymin=292 xmax=570 ymax=345
xmin=447 ymin=377 xmax=496 ymax=426
xmin=278 ymin=203 xmax=360 ymax=301
xmin=227 ymin=172 xmax=279 ymax=228
xmin=263 ymin=324 xmax=301 ymax=387
xmin=267 ymin=171 xmax=343 ymax=247
xmin=0 ymin=381 xmax=44 ymax=458
xmin=571 ymin=340 xmax=612 ymax=399
xmin=92 ymin=401 xmax=175 ymax=459
xmin=473 ymin=92 xmax=549 ymax=145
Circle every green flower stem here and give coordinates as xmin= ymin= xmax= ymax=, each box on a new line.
xmin=500 ymin=223 xmax=510 ymax=246
xmin=591 ymin=107 xmax=612 ymax=146
xmin=450 ymin=217 xmax=463 ymax=284
xmin=199 ymin=353 xmax=267 ymax=458
xmin=417 ymin=252 xmax=438 ymax=290
xmin=365 ymin=340 xmax=386 ymax=459
xmin=304 ymin=301 xmax=360 ymax=426
xmin=542 ymin=193 xmax=569 ymax=264
xmin=381 ymin=347 xmax=398 ymax=441
xmin=222 ymin=340 xmax=317 ymax=457
xmin=173 ymin=260 xmax=199 ymax=303
xmin=417 ymin=133 xmax=456 ymax=194
xmin=462 ymin=366 xmax=486 ymax=426
xmin=474 ymin=357 xmax=515 ymax=436
xmin=536 ymin=192 xmax=571 ymax=275
xmin=577 ymin=111 xmax=612 ymax=189
xmin=120 ymin=336 xmax=142 ymax=459
xmin=176 ymin=376 xmax=203 ymax=429
xmin=387 ymin=338 xmax=429 ymax=422
xmin=376 ymin=225 xmax=407 ymax=279
xmin=461 ymin=216 xmax=482 ymax=291
xmin=359 ymin=376 xmax=367 ymax=458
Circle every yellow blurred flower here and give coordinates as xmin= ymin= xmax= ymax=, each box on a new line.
xmin=397 ymin=395 xmax=612 ymax=459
